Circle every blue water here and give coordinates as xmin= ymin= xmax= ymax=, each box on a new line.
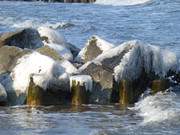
xmin=0 ymin=0 xmax=180 ymax=135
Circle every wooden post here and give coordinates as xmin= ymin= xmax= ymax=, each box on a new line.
xmin=118 ymin=80 xmax=134 ymax=106
xmin=70 ymin=75 xmax=92 ymax=105
xmin=151 ymin=79 xmax=170 ymax=94
xmin=27 ymin=76 xmax=44 ymax=107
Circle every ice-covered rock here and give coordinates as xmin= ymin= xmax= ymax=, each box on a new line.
xmin=75 ymin=35 xmax=114 ymax=63
xmin=38 ymin=26 xmax=80 ymax=60
xmin=0 ymin=28 xmax=43 ymax=49
xmin=78 ymin=40 xmax=178 ymax=104
xmin=0 ymin=83 xmax=7 ymax=105
xmin=0 ymin=46 xmax=31 ymax=75
xmin=9 ymin=52 xmax=71 ymax=105
xmin=38 ymin=26 xmax=66 ymax=46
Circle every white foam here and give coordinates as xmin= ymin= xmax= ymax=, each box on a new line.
xmin=133 ymin=91 xmax=180 ymax=124
xmin=70 ymin=75 xmax=93 ymax=91
xmin=11 ymin=52 xmax=66 ymax=93
xmin=95 ymin=0 xmax=151 ymax=6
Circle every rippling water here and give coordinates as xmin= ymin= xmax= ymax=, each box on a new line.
xmin=0 ymin=0 xmax=180 ymax=134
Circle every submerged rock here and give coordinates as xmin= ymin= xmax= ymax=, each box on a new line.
xmin=0 ymin=28 xmax=43 ymax=49
xmin=76 ymin=35 xmax=114 ymax=63
xmin=0 ymin=83 xmax=7 ymax=105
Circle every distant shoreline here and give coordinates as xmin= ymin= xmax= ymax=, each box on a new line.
xmin=0 ymin=0 xmax=96 ymax=3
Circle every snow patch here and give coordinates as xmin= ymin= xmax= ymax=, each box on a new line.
xmin=11 ymin=52 xmax=66 ymax=93
xmin=59 ymin=60 xmax=78 ymax=74
xmin=70 ymin=75 xmax=93 ymax=91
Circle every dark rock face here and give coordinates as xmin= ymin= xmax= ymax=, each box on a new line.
xmin=0 ymin=46 xmax=31 ymax=75
xmin=79 ymin=63 xmax=114 ymax=104
xmin=0 ymin=28 xmax=43 ymax=49
xmin=66 ymin=43 xmax=80 ymax=59
xmin=0 ymin=83 xmax=7 ymax=105
xmin=0 ymin=73 xmax=25 ymax=105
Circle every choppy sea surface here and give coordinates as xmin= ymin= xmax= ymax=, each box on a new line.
xmin=0 ymin=0 xmax=180 ymax=134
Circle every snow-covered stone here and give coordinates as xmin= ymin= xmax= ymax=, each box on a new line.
xmin=38 ymin=26 xmax=66 ymax=46
xmin=0 ymin=28 xmax=43 ymax=49
xmin=78 ymin=40 xmax=178 ymax=104
xmin=37 ymin=26 xmax=78 ymax=61
xmin=76 ymin=35 xmax=114 ymax=63
xmin=11 ymin=52 xmax=67 ymax=93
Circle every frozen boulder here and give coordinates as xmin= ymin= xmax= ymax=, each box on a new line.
xmin=10 ymin=52 xmax=71 ymax=105
xmin=0 ymin=28 xmax=43 ymax=49
xmin=37 ymin=26 xmax=78 ymax=61
xmin=0 ymin=46 xmax=31 ymax=75
xmin=0 ymin=83 xmax=7 ymax=105
xmin=78 ymin=40 xmax=178 ymax=105
xmin=76 ymin=36 xmax=114 ymax=63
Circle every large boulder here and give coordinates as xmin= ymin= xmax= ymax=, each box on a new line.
xmin=76 ymin=36 xmax=114 ymax=63
xmin=78 ymin=40 xmax=178 ymax=105
xmin=0 ymin=28 xmax=43 ymax=49
xmin=0 ymin=83 xmax=7 ymax=105
xmin=0 ymin=46 xmax=31 ymax=75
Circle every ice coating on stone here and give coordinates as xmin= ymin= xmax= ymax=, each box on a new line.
xmin=38 ymin=26 xmax=73 ymax=61
xmin=70 ymin=75 xmax=93 ymax=91
xmin=79 ymin=40 xmax=178 ymax=81
xmin=113 ymin=40 xmax=178 ymax=81
xmin=11 ymin=52 xmax=66 ymax=93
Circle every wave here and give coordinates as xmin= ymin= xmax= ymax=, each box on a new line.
xmin=132 ymin=89 xmax=180 ymax=124
xmin=95 ymin=0 xmax=152 ymax=6
xmin=0 ymin=17 xmax=74 ymax=30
